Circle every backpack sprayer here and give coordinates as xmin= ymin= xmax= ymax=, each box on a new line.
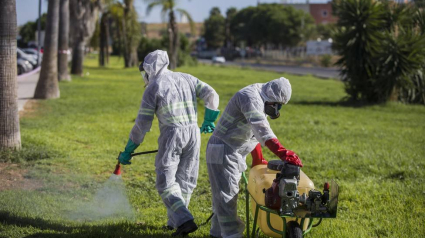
xmin=113 ymin=150 xmax=158 ymax=175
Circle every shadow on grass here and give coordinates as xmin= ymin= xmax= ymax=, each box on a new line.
xmin=292 ymin=99 xmax=381 ymax=108
xmin=0 ymin=211 xmax=213 ymax=238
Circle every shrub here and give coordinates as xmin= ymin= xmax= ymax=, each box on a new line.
xmin=320 ymin=54 xmax=332 ymax=67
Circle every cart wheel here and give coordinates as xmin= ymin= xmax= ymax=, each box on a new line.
xmin=286 ymin=221 xmax=303 ymax=238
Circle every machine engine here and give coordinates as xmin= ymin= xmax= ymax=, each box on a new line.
xmin=264 ymin=161 xmax=331 ymax=216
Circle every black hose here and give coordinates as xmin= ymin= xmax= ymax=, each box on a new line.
xmin=131 ymin=150 xmax=158 ymax=157
xmin=312 ymin=217 xmax=323 ymax=227
xmin=198 ymin=213 xmax=214 ymax=227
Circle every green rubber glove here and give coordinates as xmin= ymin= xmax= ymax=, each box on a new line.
xmin=200 ymin=108 xmax=220 ymax=134
xmin=118 ymin=139 xmax=140 ymax=165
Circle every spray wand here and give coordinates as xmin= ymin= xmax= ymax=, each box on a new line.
xmin=113 ymin=150 xmax=159 ymax=175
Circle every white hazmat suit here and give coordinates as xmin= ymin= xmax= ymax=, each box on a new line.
xmin=129 ymin=50 xmax=219 ymax=228
xmin=206 ymin=78 xmax=292 ymax=238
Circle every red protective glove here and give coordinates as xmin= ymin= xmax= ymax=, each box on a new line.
xmin=265 ymin=138 xmax=303 ymax=167
xmin=251 ymin=143 xmax=268 ymax=168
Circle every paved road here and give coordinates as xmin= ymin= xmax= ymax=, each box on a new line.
xmin=17 ymin=67 xmax=40 ymax=112
xmin=199 ymin=59 xmax=340 ymax=79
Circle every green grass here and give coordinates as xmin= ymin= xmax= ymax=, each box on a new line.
xmin=1 ymin=56 xmax=424 ymax=238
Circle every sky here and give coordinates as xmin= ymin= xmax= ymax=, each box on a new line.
xmin=16 ymin=0 xmax=329 ymax=26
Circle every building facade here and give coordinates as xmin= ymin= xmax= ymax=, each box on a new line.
xmin=283 ymin=1 xmax=337 ymax=25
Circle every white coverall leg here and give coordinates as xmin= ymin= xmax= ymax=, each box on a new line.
xmin=207 ymin=136 xmax=245 ymax=238
xmin=156 ymin=125 xmax=201 ymax=227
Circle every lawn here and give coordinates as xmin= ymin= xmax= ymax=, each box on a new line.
xmin=0 ymin=56 xmax=424 ymax=238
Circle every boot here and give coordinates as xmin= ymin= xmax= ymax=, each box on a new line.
xmin=171 ymin=219 xmax=198 ymax=237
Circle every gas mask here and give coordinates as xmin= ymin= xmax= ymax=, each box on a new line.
xmin=139 ymin=63 xmax=149 ymax=87
xmin=264 ymin=102 xmax=282 ymax=119
xmin=141 ymin=71 xmax=149 ymax=87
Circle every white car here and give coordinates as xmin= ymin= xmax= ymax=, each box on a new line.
xmin=212 ymin=56 xmax=226 ymax=64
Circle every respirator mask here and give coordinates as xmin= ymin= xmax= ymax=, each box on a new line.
xmin=139 ymin=63 xmax=149 ymax=87
xmin=264 ymin=102 xmax=282 ymax=119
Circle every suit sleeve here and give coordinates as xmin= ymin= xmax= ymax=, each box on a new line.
xmin=129 ymin=85 xmax=157 ymax=145
xmin=239 ymin=94 xmax=277 ymax=146
xmin=193 ymin=76 xmax=219 ymax=110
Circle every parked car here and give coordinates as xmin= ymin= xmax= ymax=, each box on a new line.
xmin=17 ymin=48 xmax=38 ymax=67
xmin=212 ymin=56 xmax=226 ymax=64
xmin=22 ymin=48 xmax=43 ymax=62
xmin=17 ymin=58 xmax=33 ymax=75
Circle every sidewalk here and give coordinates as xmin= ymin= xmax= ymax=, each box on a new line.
xmin=17 ymin=67 xmax=40 ymax=112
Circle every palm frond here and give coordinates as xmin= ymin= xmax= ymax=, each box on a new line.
xmin=146 ymin=1 xmax=164 ymax=15
xmin=176 ymin=8 xmax=195 ymax=34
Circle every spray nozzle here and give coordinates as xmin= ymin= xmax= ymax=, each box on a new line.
xmin=113 ymin=152 xmax=122 ymax=175
xmin=113 ymin=161 xmax=121 ymax=175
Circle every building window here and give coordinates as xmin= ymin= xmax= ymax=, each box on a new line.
xmin=322 ymin=10 xmax=328 ymax=17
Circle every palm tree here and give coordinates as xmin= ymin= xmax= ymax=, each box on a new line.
xmin=332 ymin=0 xmax=387 ymax=102
xmin=58 ymin=0 xmax=71 ymax=81
xmin=69 ymin=0 xmax=100 ymax=75
xmin=99 ymin=11 xmax=110 ymax=66
xmin=122 ymin=0 xmax=140 ymax=67
xmin=0 ymin=0 xmax=21 ymax=149
xmin=34 ymin=0 xmax=60 ymax=99
xmin=145 ymin=0 xmax=194 ymax=69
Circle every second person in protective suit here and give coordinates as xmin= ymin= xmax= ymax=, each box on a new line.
xmin=118 ymin=50 xmax=220 ymax=237
xmin=206 ymin=77 xmax=302 ymax=238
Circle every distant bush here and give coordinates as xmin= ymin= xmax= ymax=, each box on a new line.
xmin=138 ymin=33 xmax=197 ymax=67
xmin=137 ymin=37 xmax=164 ymax=60
xmin=320 ymin=55 xmax=332 ymax=67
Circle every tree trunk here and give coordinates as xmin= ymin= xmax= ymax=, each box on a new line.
xmin=99 ymin=12 xmax=109 ymax=67
xmin=0 ymin=0 xmax=21 ymax=150
xmin=389 ymin=86 xmax=399 ymax=102
xmin=168 ymin=10 xmax=178 ymax=69
xmin=121 ymin=15 xmax=130 ymax=68
xmin=121 ymin=0 xmax=137 ymax=68
xmin=71 ymin=41 xmax=85 ymax=75
xmin=58 ymin=0 xmax=71 ymax=81
xmin=69 ymin=0 xmax=99 ymax=75
xmin=34 ymin=0 xmax=60 ymax=99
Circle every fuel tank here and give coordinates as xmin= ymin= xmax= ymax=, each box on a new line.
xmin=247 ymin=162 xmax=315 ymax=237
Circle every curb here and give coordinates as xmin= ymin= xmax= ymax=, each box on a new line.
xmin=17 ymin=66 xmax=41 ymax=80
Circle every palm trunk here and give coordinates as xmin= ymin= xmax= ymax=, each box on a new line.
xmin=58 ymin=0 xmax=71 ymax=81
xmin=71 ymin=41 xmax=85 ymax=75
xmin=0 ymin=0 xmax=21 ymax=149
xmin=389 ymin=86 xmax=399 ymax=102
xmin=122 ymin=0 xmax=137 ymax=68
xmin=69 ymin=0 xmax=99 ymax=75
xmin=99 ymin=12 xmax=110 ymax=66
xmin=34 ymin=0 xmax=60 ymax=99
xmin=121 ymin=15 xmax=130 ymax=67
xmin=168 ymin=10 xmax=178 ymax=69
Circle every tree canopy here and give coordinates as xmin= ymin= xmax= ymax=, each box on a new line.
xmin=230 ymin=4 xmax=314 ymax=48
xmin=19 ymin=13 xmax=47 ymax=43
xmin=203 ymin=7 xmax=225 ymax=49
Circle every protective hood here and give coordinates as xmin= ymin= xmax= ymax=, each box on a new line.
xmin=143 ymin=50 xmax=169 ymax=78
xmin=260 ymin=77 xmax=292 ymax=104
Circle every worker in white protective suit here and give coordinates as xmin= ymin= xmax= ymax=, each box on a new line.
xmin=206 ymin=77 xmax=303 ymax=238
xmin=118 ymin=50 xmax=220 ymax=237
